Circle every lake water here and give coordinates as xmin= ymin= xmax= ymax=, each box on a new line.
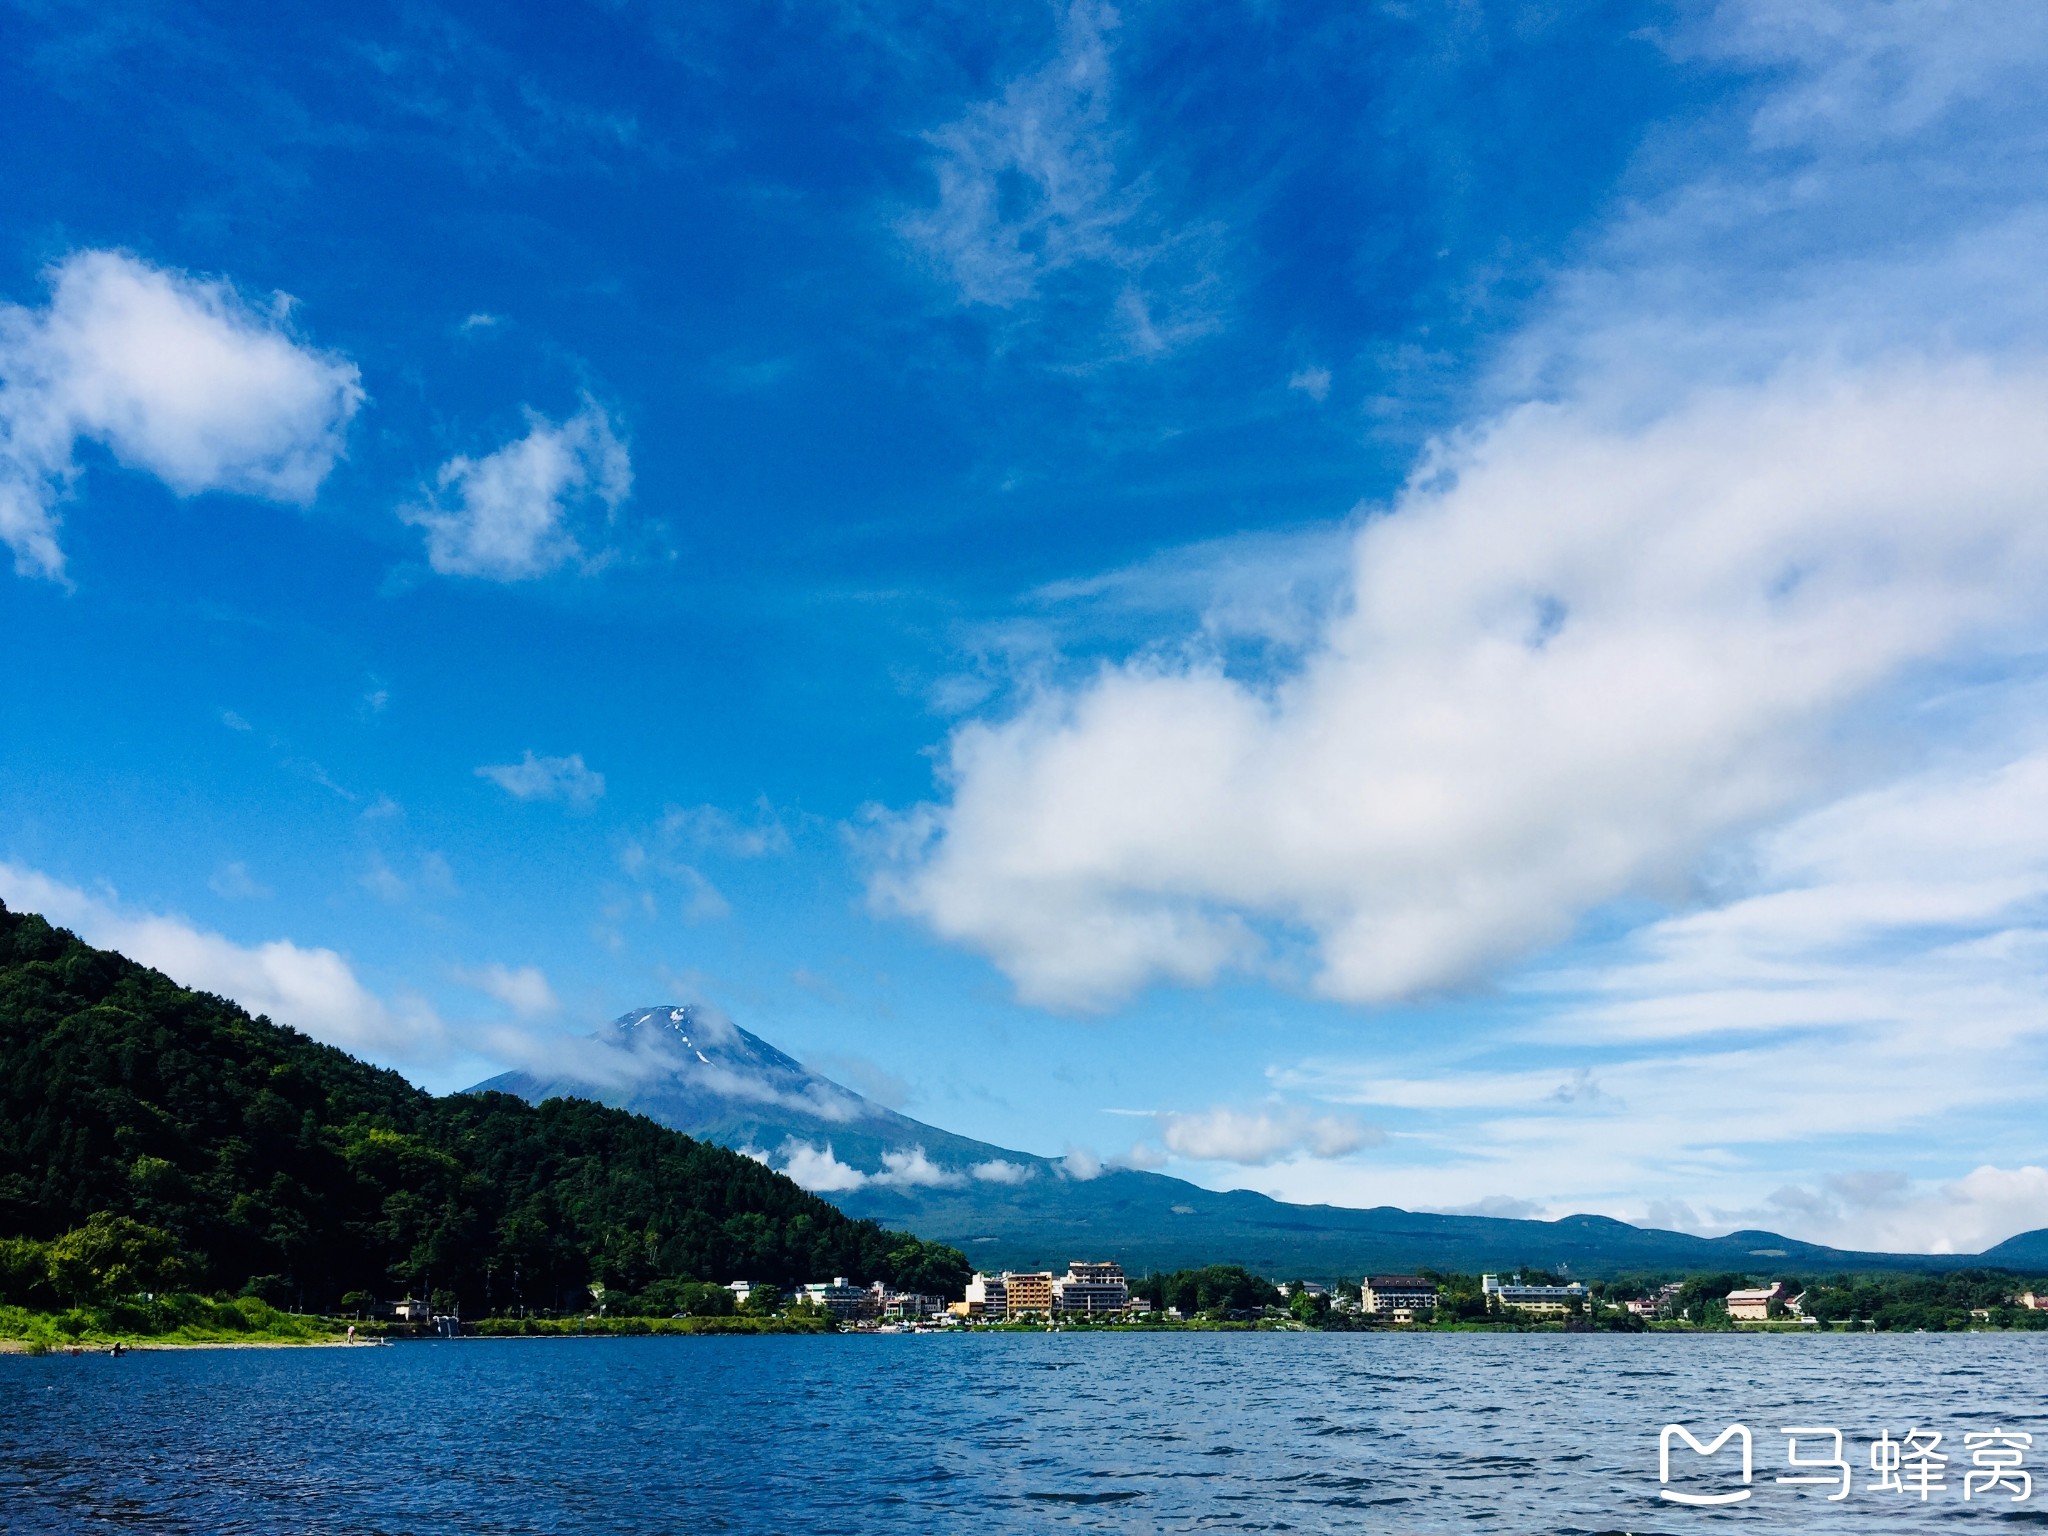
xmin=2 ymin=1331 xmax=2043 ymax=1533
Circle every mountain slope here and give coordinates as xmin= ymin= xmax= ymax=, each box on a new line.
xmin=0 ymin=907 xmax=962 ymax=1311
xmin=473 ymin=1005 xmax=1030 ymax=1175
xmin=474 ymin=1003 xmax=2048 ymax=1280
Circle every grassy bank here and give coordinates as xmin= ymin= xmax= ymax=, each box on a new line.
xmin=0 ymin=1294 xmax=345 ymax=1352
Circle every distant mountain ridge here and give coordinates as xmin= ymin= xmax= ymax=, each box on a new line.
xmin=472 ymin=1005 xmax=2048 ymax=1281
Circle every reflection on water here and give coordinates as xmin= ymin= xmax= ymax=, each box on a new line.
xmin=2 ymin=1332 xmax=2043 ymax=1533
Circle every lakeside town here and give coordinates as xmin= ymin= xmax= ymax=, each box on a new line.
xmin=385 ymin=1262 xmax=2048 ymax=1339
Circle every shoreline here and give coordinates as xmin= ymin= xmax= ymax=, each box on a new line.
xmin=9 ymin=1323 xmax=2043 ymax=1353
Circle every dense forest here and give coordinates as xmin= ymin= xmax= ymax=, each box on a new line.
xmin=1135 ymin=1264 xmax=1283 ymax=1315
xmin=0 ymin=903 xmax=967 ymax=1315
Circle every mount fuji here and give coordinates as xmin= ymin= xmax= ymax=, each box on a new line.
xmin=470 ymin=1006 xmax=2045 ymax=1279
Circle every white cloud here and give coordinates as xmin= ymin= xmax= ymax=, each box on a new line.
xmin=1058 ymin=1145 xmax=1103 ymax=1181
xmin=0 ymin=249 xmax=362 ymax=579
xmin=1729 ymin=1166 xmax=2048 ymax=1256
xmin=856 ymin=4 xmax=2048 ymax=1255
xmin=476 ymin=750 xmax=605 ymax=804
xmin=899 ymin=0 xmax=1219 ymax=358
xmin=1257 ymin=747 xmax=2048 ymax=1241
xmin=455 ymin=962 xmax=558 ymax=1019
xmin=970 ymin=1158 xmax=1037 ymax=1185
xmin=403 ymin=400 xmax=629 ymax=580
xmin=875 ymin=362 xmax=2048 ymax=1009
xmin=1548 ymin=748 xmax=2048 ymax=1050
xmin=1153 ymin=1104 xmax=1381 ymax=1166
xmin=1287 ymin=365 xmax=1331 ymax=402
xmin=764 ymin=1141 xmax=971 ymax=1193
xmin=0 ymin=862 xmax=440 ymax=1060
xmin=873 ymin=1145 xmax=964 ymax=1190
xmin=360 ymin=850 xmax=457 ymax=904
xmin=777 ymin=1140 xmax=871 ymax=1193
xmin=658 ymin=800 xmax=793 ymax=859
xmin=901 ymin=0 xmax=1120 ymax=310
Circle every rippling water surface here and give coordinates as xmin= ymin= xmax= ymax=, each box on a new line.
xmin=3 ymin=1332 xmax=2044 ymax=1533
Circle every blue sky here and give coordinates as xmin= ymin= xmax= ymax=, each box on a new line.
xmin=7 ymin=0 xmax=2048 ymax=1252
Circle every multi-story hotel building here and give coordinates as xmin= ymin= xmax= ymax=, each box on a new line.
xmin=1481 ymin=1274 xmax=1588 ymax=1315
xmin=1360 ymin=1275 xmax=1439 ymax=1320
xmin=797 ymin=1278 xmax=876 ymax=1321
xmin=1003 ymin=1271 xmax=1056 ymax=1317
xmin=1052 ymin=1261 xmax=1130 ymax=1314
xmin=964 ymin=1272 xmax=1008 ymax=1316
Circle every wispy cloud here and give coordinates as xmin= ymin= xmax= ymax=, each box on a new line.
xmin=655 ymin=800 xmax=793 ymax=859
xmin=403 ymin=400 xmax=630 ymax=581
xmin=0 ymin=249 xmax=362 ymax=580
xmin=898 ymin=0 xmax=1221 ymax=361
xmin=207 ymin=861 xmax=270 ymax=900
xmin=359 ymin=850 xmax=456 ymax=904
xmin=476 ymin=750 xmax=605 ymax=804
xmin=1151 ymin=1104 xmax=1382 ymax=1166
xmin=1255 ymin=746 xmax=2048 ymax=1246
xmin=454 ymin=961 xmax=558 ymax=1019
xmin=1286 ymin=365 xmax=1331 ymax=402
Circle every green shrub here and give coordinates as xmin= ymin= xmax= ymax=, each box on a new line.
xmin=46 ymin=1215 xmax=186 ymax=1305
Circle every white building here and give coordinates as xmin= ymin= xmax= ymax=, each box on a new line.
xmin=1360 ymin=1275 xmax=1439 ymax=1320
xmin=798 ymin=1278 xmax=875 ymax=1321
xmin=1482 ymin=1274 xmax=1588 ymax=1314
xmin=1053 ymin=1261 xmax=1130 ymax=1314
xmin=1725 ymin=1282 xmax=1789 ymax=1321
xmin=868 ymin=1283 xmax=947 ymax=1319
xmin=964 ymin=1272 xmax=1008 ymax=1315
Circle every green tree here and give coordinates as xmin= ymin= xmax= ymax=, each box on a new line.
xmin=1287 ymin=1285 xmax=1330 ymax=1323
xmin=738 ymin=1283 xmax=784 ymax=1316
xmin=0 ymin=1236 xmax=51 ymax=1306
xmin=45 ymin=1213 xmax=185 ymax=1304
xmin=1139 ymin=1265 xmax=1281 ymax=1316
xmin=882 ymin=1239 xmax=971 ymax=1299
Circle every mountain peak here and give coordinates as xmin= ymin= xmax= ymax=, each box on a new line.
xmin=610 ymin=1004 xmax=805 ymax=1076
xmin=468 ymin=1007 xmax=1019 ymax=1176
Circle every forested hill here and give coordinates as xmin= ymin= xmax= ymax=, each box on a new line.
xmin=0 ymin=903 xmax=966 ymax=1313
